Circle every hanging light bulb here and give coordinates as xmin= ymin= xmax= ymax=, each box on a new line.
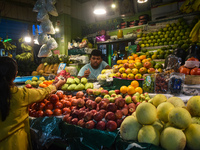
xmin=93 ymin=0 xmax=106 ymax=15
xmin=24 ymin=30 xmax=31 ymax=43
xmin=137 ymin=0 xmax=148 ymax=3
xmin=111 ymin=3 xmax=116 ymax=8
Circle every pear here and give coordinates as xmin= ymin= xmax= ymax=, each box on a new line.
xmin=67 ymin=84 xmax=76 ymax=91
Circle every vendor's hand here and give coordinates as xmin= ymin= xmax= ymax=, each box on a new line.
xmin=84 ymin=68 xmax=90 ymax=78
xmin=54 ymin=79 xmax=66 ymax=89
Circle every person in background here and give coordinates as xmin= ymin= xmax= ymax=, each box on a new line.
xmin=77 ymin=49 xmax=111 ymax=79
xmin=0 ymin=57 xmax=66 ymax=150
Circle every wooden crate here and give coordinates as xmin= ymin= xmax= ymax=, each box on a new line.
xmin=185 ymin=75 xmax=200 ymax=85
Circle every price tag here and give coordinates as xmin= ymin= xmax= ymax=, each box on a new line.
xmin=57 ymin=63 xmax=66 ymax=74
xmin=146 ymin=75 xmax=151 ymax=86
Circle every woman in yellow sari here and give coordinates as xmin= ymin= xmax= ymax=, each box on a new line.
xmin=0 ymin=57 xmax=65 ymax=150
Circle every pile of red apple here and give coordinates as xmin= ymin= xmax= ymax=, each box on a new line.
xmin=62 ymin=90 xmax=139 ymax=132
xmin=29 ymin=91 xmax=73 ymax=117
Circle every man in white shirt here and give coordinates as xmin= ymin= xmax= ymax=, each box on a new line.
xmin=77 ymin=50 xmax=111 ymax=79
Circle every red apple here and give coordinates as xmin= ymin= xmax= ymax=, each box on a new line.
xmin=63 ymin=114 xmax=70 ymax=122
xmin=25 ymin=84 xmax=32 ymax=88
xmin=38 ymin=102 xmax=45 ymax=110
xmin=115 ymin=110 xmax=123 ymax=119
xmin=36 ymin=110 xmax=44 ymax=117
xmin=88 ymin=101 xmax=97 ymax=110
xmin=107 ymin=103 xmax=117 ymax=112
xmin=90 ymin=109 xmax=97 ymax=115
xmin=44 ymin=109 xmax=53 ymax=117
xmin=84 ymin=111 xmax=93 ymax=122
xmin=93 ymin=112 xmax=104 ymax=122
xmin=115 ymin=89 xmax=120 ymax=94
xmin=49 ymin=94 xmax=59 ymax=104
xmin=96 ymin=121 xmax=106 ymax=130
xmin=53 ymin=108 xmax=62 ymax=116
xmin=63 ymin=101 xmax=71 ymax=108
xmin=128 ymin=103 xmax=136 ymax=109
xmin=85 ymin=100 xmax=93 ymax=108
xmin=77 ymin=119 xmax=85 ymax=128
xmin=78 ymin=110 xmax=86 ymax=120
xmin=101 ymin=89 xmax=109 ymax=96
xmin=105 ymin=112 xmax=116 ymax=121
xmin=99 ymin=109 xmax=107 ymax=117
xmin=76 ymin=91 xmax=84 ymax=99
xmin=71 ymin=109 xmax=79 ymax=118
xmin=106 ymin=120 xmax=117 ymax=132
xmin=121 ymin=108 xmax=128 ymax=116
xmin=71 ymin=118 xmax=79 ymax=125
xmin=45 ymin=102 xmax=54 ymax=110
xmin=71 ymin=99 xmax=78 ymax=106
xmin=102 ymin=98 xmax=110 ymax=104
xmin=85 ymin=120 xmax=95 ymax=129
xmin=56 ymin=91 xmax=63 ymax=99
xmin=54 ymin=102 xmax=63 ymax=109
xmin=95 ymin=97 xmax=102 ymax=103
xmin=86 ymin=89 xmax=93 ymax=95
xmin=66 ymin=116 xmax=72 ymax=124
xmin=115 ymin=98 xmax=125 ymax=108
xmin=99 ymin=101 xmax=108 ymax=110
xmin=62 ymin=107 xmax=71 ymax=115
xmin=77 ymin=98 xmax=85 ymax=108
xmin=116 ymin=119 xmax=123 ymax=128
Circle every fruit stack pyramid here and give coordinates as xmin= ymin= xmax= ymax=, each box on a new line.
xmin=31 ymin=54 xmax=69 ymax=76
xmin=136 ymin=17 xmax=199 ymax=49
xmin=120 ymin=94 xmax=200 ymax=150
xmin=61 ymin=77 xmax=94 ymax=91
xmin=113 ymin=53 xmax=163 ymax=80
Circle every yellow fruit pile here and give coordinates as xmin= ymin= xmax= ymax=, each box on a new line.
xmin=113 ymin=54 xmax=155 ymax=80
xmin=120 ymin=95 xmax=200 ymax=150
xmin=120 ymin=80 xmax=143 ymax=95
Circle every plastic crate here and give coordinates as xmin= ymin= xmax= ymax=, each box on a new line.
xmin=113 ymin=77 xmax=143 ymax=90
xmin=14 ymin=75 xmax=40 ymax=83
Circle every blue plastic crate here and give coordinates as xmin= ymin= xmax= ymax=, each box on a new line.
xmin=14 ymin=75 xmax=40 ymax=83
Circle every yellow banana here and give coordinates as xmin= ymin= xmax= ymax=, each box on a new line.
xmin=192 ymin=0 xmax=200 ymax=11
xmin=190 ymin=20 xmax=200 ymax=37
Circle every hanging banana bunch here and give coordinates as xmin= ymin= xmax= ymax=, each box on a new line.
xmin=180 ymin=0 xmax=200 ymax=13
xmin=2 ymin=41 xmax=17 ymax=50
xmin=15 ymin=52 xmax=32 ymax=62
xmin=18 ymin=37 xmax=33 ymax=51
xmin=189 ymin=20 xmax=200 ymax=43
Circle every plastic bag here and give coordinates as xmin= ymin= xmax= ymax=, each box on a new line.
xmin=37 ymin=7 xmax=49 ymax=22
xmin=33 ymin=0 xmax=46 ymax=12
xmin=46 ymin=2 xmax=58 ymax=16
xmin=165 ymin=54 xmax=182 ymax=72
xmin=38 ymin=44 xmax=52 ymax=57
xmin=38 ymin=33 xmax=48 ymax=45
xmin=41 ymin=19 xmax=55 ymax=34
xmin=47 ymin=37 xmax=58 ymax=50
xmin=169 ymin=72 xmax=185 ymax=95
xmin=47 ymin=0 xmax=57 ymax=5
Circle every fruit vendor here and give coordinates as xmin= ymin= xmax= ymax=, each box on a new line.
xmin=78 ymin=49 xmax=111 ymax=79
xmin=0 ymin=57 xmax=66 ymax=150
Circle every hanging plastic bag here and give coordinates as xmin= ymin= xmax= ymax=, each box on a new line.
xmin=46 ymin=2 xmax=58 ymax=16
xmin=41 ymin=19 xmax=55 ymax=34
xmin=47 ymin=37 xmax=58 ymax=50
xmin=33 ymin=0 xmax=46 ymax=12
xmin=38 ymin=33 xmax=48 ymax=45
xmin=38 ymin=44 xmax=52 ymax=57
xmin=37 ymin=7 xmax=49 ymax=22
xmin=47 ymin=0 xmax=57 ymax=5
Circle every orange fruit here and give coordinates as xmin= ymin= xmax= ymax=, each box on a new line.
xmin=131 ymin=80 xmax=139 ymax=88
xmin=128 ymin=56 xmax=134 ymax=60
xmin=122 ymin=59 xmax=128 ymax=64
xmin=120 ymin=86 xmax=128 ymax=94
xmin=133 ymin=54 xmax=138 ymax=59
xmin=117 ymin=60 xmax=122 ymax=64
xmin=135 ymin=87 xmax=143 ymax=94
xmin=139 ymin=55 xmax=146 ymax=60
xmin=127 ymin=85 xmax=135 ymax=95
